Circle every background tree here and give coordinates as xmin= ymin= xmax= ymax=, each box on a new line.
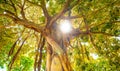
xmin=0 ymin=0 xmax=120 ymax=71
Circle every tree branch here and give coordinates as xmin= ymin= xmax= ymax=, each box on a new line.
xmin=40 ymin=0 xmax=50 ymax=19
xmin=38 ymin=36 xmax=45 ymax=71
xmin=8 ymin=29 xmax=25 ymax=57
xmin=90 ymin=32 xmax=118 ymax=37
xmin=0 ymin=14 xmax=44 ymax=33
xmin=9 ymin=0 xmax=17 ymax=16
xmin=60 ymin=15 xmax=83 ymax=19
xmin=20 ymin=0 xmax=27 ymax=20
xmin=8 ymin=33 xmax=30 ymax=70
xmin=16 ymin=19 xmax=44 ymax=33
xmin=49 ymin=0 xmax=72 ymax=27
xmin=0 ymin=9 xmax=19 ymax=19
xmin=0 ymin=24 xmax=15 ymax=29
xmin=27 ymin=0 xmax=50 ymax=19
xmin=89 ymin=34 xmax=98 ymax=52
xmin=87 ymin=0 xmax=119 ymax=18
xmin=70 ymin=0 xmax=120 ymax=38
xmin=0 ymin=14 xmax=17 ymax=20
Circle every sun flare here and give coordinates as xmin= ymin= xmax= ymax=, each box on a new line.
xmin=59 ymin=20 xmax=72 ymax=33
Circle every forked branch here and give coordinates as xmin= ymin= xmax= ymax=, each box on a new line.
xmin=49 ymin=0 xmax=72 ymax=27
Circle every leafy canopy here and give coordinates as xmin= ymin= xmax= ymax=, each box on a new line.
xmin=0 ymin=0 xmax=120 ymax=71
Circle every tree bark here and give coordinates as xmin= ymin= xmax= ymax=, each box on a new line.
xmin=45 ymin=28 xmax=72 ymax=71
xmin=46 ymin=44 xmax=52 ymax=71
xmin=51 ymin=54 xmax=63 ymax=71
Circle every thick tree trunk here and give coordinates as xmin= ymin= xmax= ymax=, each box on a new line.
xmin=45 ymin=21 xmax=73 ymax=71
xmin=46 ymin=44 xmax=52 ymax=71
xmin=46 ymin=50 xmax=72 ymax=71
xmin=51 ymin=54 xmax=63 ymax=71
xmin=46 ymin=35 xmax=72 ymax=71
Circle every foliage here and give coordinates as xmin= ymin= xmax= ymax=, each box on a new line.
xmin=0 ymin=0 xmax=120 ymax=71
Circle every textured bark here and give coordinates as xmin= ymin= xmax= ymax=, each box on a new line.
xmin=51 ymin=54 xmax=63 ymax=71
xmin=46 ymin=44 xmax=52 ymax=71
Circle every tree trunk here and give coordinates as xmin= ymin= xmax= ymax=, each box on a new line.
xmin=45 ymin=22 xmax=72 ymax=71
xmin=46 ymin=35 xmax=72 ymax=71
xmin=51 ymin=54 xmax=63 ymax=71
xmin=46 ymin=44 xmax=52 ymax=71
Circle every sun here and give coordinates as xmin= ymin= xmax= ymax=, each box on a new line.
xmin=59 ymin=20 xmax=72 ymax=33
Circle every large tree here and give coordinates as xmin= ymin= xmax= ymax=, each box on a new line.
xmin=0 ymin=0 xmax=120 ymax=71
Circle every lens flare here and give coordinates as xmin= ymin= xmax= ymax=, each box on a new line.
xmin=60 ymin=20 xmax=72 ymax=33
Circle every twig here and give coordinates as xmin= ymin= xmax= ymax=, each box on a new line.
xmin=89 ymin=34 xmax=98 ymax=52
xmin=91 ymin=32 xmax=118 ymax=37
xmin=19 ymin=0 xmax=27 ymax=20
xmin=9 ymin=0 xmax=17 ymax=16
xmin=60 ymin=15 xmax=83 ymax=19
